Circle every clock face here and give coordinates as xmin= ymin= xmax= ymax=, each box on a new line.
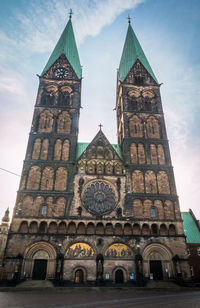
xmin=54 ymin=68 xmax=68 ymax=78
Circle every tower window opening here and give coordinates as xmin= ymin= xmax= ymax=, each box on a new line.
xmin=134 ymin=125 xmax=137 ymax=133
xmin=151 ymin=208 xmax=156 ymax=218
xmin=41 ymin=205 xmax=47 ymax=215
xmin=48 ymin=119 xmax=51 ymax=128
xmin=59 ymin=120 xmax=62 ymax=128
xmin=45 ymin=179 xmax=48 ymax=188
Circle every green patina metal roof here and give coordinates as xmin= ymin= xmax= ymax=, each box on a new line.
xmin=118 ymin=24 xmax=158 ymax=83
xmin=76 ymin=143 xmax=122 ymax=160
xmin=181 ymin=212 xmax=200 ymax=243
xmin=76 ymin=143 xmax=89 ymax=160
xmin=41 ymin=19 xmax=82 ymax=79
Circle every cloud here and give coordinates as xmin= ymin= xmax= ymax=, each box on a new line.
xmin=1 ymin=0 xmax=145 ymax=56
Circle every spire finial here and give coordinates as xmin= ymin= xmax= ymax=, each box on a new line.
xmin=69 ymin=8 xmax=73 ymax=19
xmin=127 ymin=15 xmax=131 ymax=24
xmin=99 ymin=123 xmax=103 ymax=130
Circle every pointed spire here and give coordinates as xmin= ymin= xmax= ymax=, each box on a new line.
xmin=41 ymin=17 xmax=82 ymax=79
xmin=2 ymin=208 xmax=9 ymax=223
xmin=118 ymin=23 xmax=158 ymax=83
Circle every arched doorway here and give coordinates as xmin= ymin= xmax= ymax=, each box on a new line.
xmin=115 ymin=269 xmax=124 ymax=284
xmin=142 ymin=243 xmax=173 ymax=280
xmin=74 ymin=269 xmax=84 ymax=283
xmin=22 ymin=242 xmax=57 ymax=280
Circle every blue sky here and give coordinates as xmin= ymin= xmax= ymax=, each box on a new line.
xmin=0 ymin=0 xmax=200 ymax=220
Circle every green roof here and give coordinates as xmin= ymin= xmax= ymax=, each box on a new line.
xmin=181 ymin=212 xmax=200 ymax=243
xmin=76 ymin=143 xmax=122 ymax=160
xmin=41 ymin=19 xmax=82 ymax=79
xmin=76 ymin=143 xmax=89 ymax=160
xmin=118 ymin=24 xmax=158 ymax=83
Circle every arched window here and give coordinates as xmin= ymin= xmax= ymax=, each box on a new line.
xmin=146 ymin=116 xmax=160 ymax=138
xmin=32 ymin=138 xmax=41 ymax=159
xmin=132 ymin=170 xmax=144 ymax=193
xmin=40 ymin=138 xmax=49 ymax=160
xmin=55 ymin=197 xmax=66 ymax=216
xmin=157 ymin=171 xmax=170 ymax=194
xmin=38 ymin=110 xmax=53 ymax=133
xmin=150 ymin=144 xmax=158 ymax=164
xmin=145 ymin=170 xmax=157 ymax=194
xmin=40 ymin=88 xmax=56 ymax=105
xmin=54 ymin=168 xmax=67 ymax=191
xmin=62 ymin=139 xmax=70 ymax=160
xmin=59 ymin=86 xmax=71 ymax=106
xmin=41 ymin=167 xmax=54 ymax=190
xmin=157 ymin=144 xmax=166 ymax=165
xmin=133 ymin=199 xmax=143 ymax=218
xmin=54 ymin=139 xmax=62 ymax=160
xmin=129 ymin=115 xmax=143 ymax=137
xmin=27 ymin=166 xmax=41 ymax=190
xmin=130 ymin=143 xmax=137 ymax=164
xmin=57 ymin=111 xmax=71 ymax=133
xmin=143 ymin=199 xmax=152 ymax=218
xmin=138 ymin=143 xmax=145 ymax=164
xmin=21 ymin=195 xmax=33 ymax=216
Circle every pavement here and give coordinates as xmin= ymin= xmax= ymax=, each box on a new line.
xmin=0 ymin=288 xmax=200 ymax=307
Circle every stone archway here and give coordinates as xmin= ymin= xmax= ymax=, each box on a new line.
xmin=142 ymin=243 xmax=173 ymax=280
xmin=22 ymin=242 xmax=57 ymax=280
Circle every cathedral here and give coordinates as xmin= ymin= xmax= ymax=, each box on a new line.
xmin=2 ymin=15 xmax=191 ymax=284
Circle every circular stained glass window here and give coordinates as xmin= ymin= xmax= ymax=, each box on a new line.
xmin=82 ymin=181 xmax=116 ymax=215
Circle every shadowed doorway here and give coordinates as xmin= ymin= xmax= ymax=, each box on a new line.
xmin=115 ymin=269 xmax=124 ymax=283
xmin=150 ymin=260 xmax=163 ymax=280
xmin=32 ymin=259 xmax=47 ymax=280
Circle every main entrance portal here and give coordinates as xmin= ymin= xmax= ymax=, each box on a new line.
xmin=150 ymin=260 xmax=163 ymax=280
xmin=32 ymin=259 xmax=47 ymax=280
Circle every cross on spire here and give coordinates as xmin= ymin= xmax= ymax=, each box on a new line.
xmin=127 ymin=15 xmax=131 ymax=24
xmin=99 ymin=123 xmax=103 ymax=130
xmin=69 ymin=8 xmax=73 ymax=19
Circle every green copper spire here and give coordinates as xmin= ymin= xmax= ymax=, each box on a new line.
xmin=41 ymin=18 xmax=82 ymax=79
xmin=118 ymin=24 xmax=158 ymax=83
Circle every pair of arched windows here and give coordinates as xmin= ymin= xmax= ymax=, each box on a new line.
xmin=38 ymin=110 xmax=71 ymax=134
xmin=26 ymin=166 xmax=67 ymax=191
xmin=132 ymin=170 xmax=170 ymax=194
xmin=128 ymin=115 xmax=160 ymax=138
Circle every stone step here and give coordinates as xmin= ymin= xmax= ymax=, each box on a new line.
xmin=16 ymin=280 xmax=54 ymax=288
xmin=146 ymin=280 xmax=181 ymax=289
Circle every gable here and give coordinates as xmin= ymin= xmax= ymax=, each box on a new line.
xmin=76 ymin=131 xmax=122 ymax=161
xmin=124 ymin=59 xmax=158 ymax=86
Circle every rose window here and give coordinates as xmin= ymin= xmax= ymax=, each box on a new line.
xmin=82 ymin=181 xmax=116 ymax=215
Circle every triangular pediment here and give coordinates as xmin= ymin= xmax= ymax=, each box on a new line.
xmin=124 ymin=59 xmax=158 ymax=86
xmin=42 ymin=54 xmax=79 ymax=80
xmin=77 ymin=130 xmax=122 ymax=161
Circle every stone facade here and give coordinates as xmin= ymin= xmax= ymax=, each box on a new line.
xmin=2 ymin=20 xmax=190 ymax=284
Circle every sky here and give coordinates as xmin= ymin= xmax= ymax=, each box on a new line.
xmin=0 ymin=0 xmax=200 ymax=221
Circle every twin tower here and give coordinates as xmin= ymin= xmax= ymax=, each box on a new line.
xmin=3 ymin=17 xmax=190 ymax=284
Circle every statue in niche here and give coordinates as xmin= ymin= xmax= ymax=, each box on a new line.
xmin=96 ymin=254 xmax=104 ymax=281
xmin=78 ymin=177 xmax=84 ymax=196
